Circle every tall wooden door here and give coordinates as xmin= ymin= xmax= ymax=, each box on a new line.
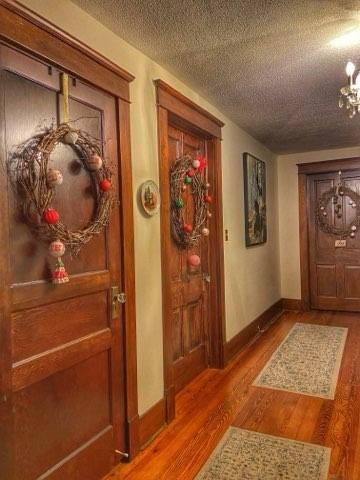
xmin=309 ymin=169 xmax=360 ymax=311
xmin=0 ymin=45 xmax=126 ymax=479
xmin=167 ymin=125 xmax=210 ymax=392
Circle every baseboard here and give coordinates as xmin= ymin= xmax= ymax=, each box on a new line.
xmin=223 ymin=299 xmax=283 ymax=365
xmin=282 ymin=298 xmax=302 ymax=311
xmin=138 ymin=398 xmax=166 ymax=449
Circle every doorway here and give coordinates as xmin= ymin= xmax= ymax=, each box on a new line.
xmin=156 ymin=80 xmax=226 ymax=421
xmin=0 ymin=4 xmax=138 ymax=479
xmin=299 ymin=158 xmax=360 ymax=311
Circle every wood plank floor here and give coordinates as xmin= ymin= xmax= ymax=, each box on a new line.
xmin=105 ymin=310 xmax=360 ymax=480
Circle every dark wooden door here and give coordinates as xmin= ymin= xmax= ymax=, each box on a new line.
xmin=0 ymin=45 xmax=125 ymax=479
xmin=167 ymin=124 xmax=210 ymax=392
xmin=309 ymin=170 xmax=360 ymax=311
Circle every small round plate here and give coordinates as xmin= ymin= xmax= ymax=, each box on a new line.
xmin=140 ymin=180 xmax=161 ymax=216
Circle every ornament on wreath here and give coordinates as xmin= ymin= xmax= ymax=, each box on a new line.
xmin=188 ymin=254 xmax=201 ymax=267
xmin=10 ymin=122 xmax=113 ymax=285
xmin=317 ymin=170 xmax=360 ymax=238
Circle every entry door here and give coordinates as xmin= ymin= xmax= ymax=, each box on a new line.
xmin=168 ymin=124 xmax=210 ymax=392
xmin=0 ymin=46 xmax=125 ymax=479
xmin=309 ymin=170 xmax=360 ymax=311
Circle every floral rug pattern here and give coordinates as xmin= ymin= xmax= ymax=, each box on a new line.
xmin=196 ymin=428 xmax=331 ymax=480
xmin=254 ymin=322 xmax=348 ymax=399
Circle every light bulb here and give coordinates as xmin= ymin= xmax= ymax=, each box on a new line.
xmin=346 ymin=61 xmax=356 ymax=76
xmin=355 ymin=72 xmax=360 ymax=86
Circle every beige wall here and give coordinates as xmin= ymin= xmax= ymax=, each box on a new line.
xmin=19 ymin=0 xmax=281 ymax=415
xmin=277 ymin=146 xmax=360 ymax=301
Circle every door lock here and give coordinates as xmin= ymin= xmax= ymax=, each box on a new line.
xmin=111 ymin=286 xmax=126 ymax=319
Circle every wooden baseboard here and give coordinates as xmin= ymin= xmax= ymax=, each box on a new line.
xmin=282 ymin=298 xmax=302 ymax=311
xmin=223 ymin=299 xmax=283 ymax=365
xmin=138 ymin=398 xmax=166 ymax=449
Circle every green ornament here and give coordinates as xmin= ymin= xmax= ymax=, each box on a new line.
xmin=184 ymin=176 xmax=192 ymax=184
xmin=175 ymin=198 xmax=184 ymax=209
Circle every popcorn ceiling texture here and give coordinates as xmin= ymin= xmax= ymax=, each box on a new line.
xmin=72 ymin=0 xmax=360 ymax=153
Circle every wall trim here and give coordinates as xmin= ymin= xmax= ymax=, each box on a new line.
xmin=138 ymin=398 xmax=166 ymax=449
xmin=282 ymin=298 xmax=302 ymax=311
xmin=224 ymin=299 xmax=283 ymax=365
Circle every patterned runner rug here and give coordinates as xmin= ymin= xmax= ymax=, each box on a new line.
xmin=254 ymin=322 xmax=347 ymax=399
xmin=196 ymin=428 xmax=330 ymax=480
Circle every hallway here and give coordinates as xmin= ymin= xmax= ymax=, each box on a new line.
xmin=106 ymin=309 xmax=360 ymax=479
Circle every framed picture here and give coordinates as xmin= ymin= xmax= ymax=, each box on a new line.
xmin=243 ymin=152 xmax=267 ymax=246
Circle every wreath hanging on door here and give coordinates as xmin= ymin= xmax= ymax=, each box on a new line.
xmin=316 ymin=171 xmax=360 ymax=238
xmin=10 ymin=122 xmax=113 ymax=284
xmin=170 ymin=153 xmax=212 ymax=265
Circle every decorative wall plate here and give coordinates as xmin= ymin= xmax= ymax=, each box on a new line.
xmin=140 ymin=180 xmax=161 ymax=216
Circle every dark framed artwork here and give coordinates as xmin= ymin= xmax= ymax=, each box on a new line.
xmin=243 ymin=152 xmax=267 ymax=246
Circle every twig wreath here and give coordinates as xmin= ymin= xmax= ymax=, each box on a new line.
xmin=170 ymin=154 xmax=212 ymax=264
xmin=317 ymin=172 xmax=360 ymax=238
xmin=10 ymin=122 xmax=113 ymax=284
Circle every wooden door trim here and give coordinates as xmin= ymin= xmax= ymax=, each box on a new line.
xmin=298 ymin=157 xmax=360 ymax=311
xmin=0 ymin=0 xmax=134 ymax=101
xmin=0 ymin=1 xmax=140 ymax=462
xmin=155 ymin=80 xmax=226 ymax=423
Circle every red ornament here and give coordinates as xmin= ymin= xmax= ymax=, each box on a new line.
xmin=204 ymin=194 xmax=213 ymax=204
xmin=100 ymin=179 xmax=112 ymax=192
xmin=183 ymin=223 xmax=193 ymax=233
xmin=187 ymin=168 xmax=196 ymax=178
xmin=188 ymin=254 xmax=201 ymax=267
xmin=52 ymin=258 xmax=69 ymax=284
xmin=43 ymin=208 xmax=59 ymax=225
xmin=197 ymin=154 xmax=207 ymax=173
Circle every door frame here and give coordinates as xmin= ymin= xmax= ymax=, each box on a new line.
xmin=155 ymin=80 xmax=226 ymax=422
xmin=0 ymin=0 xmax=140 ymax=459
xmin=298 ymin=157 xmax=360 ymax=312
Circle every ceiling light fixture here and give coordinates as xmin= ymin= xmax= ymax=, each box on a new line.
xmin=339 ymin=61 xmax=360 ymax=117
xmin=330 ymin=28 xmax=360 ymax=48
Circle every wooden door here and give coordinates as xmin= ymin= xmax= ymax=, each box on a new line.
xmin=309 ymin=169 xmax=360 ymax=311
xmin=167 ymin=124 xmax=210 ymax=392
xmin=0 ymin=45 xmax=125 ymax=479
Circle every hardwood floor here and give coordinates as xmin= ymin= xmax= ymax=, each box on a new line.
xmin=105 ymin=310 xmax=360 ymax=479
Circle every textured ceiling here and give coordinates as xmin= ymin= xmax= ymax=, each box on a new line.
xmin=72 ymin=0 xmax=360 ymax=154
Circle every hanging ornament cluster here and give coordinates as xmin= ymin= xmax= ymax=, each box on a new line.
xmin=11 ymin=122 xmax=113 ymax=284
xmin=170 ymin=153 xmax=212 ymax=266
xmin=317 ymin=170 xmax=360 ymax=238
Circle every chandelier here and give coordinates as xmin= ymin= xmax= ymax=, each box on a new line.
xmin=339 ymin=61 xmax=360 ymax=117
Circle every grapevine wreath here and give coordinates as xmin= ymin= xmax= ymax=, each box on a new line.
xmin=316 ymin=175 xmax=360 ymax=239
xmin=11 ymin=123 xmax=112 ymax=284
xmin=170 ymin=153 xmax=212 ymax=265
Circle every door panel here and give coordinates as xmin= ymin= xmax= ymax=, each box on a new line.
xmin=0 ymin=45 xmax=125 ymax=479
xmin=167 ymin=125 xmax=209 ymax=392
xmin=309 ymin=170 xmax=360 ymax=311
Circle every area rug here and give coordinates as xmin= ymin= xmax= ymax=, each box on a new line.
xmin=253 ymin=322 xmax=348 ymax=399
xmin=195 ymin=427 xmax=331 ymax=480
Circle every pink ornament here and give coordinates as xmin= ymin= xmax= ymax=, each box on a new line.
xmin=188 ymin=254 xmax=201 ymax=267
xmin=49 ymin=240 xmax=65 ymax=258
xmin=47 ymin=169 xmax=63 ymax=187
xmin=88 ymin=153 xmax=103 ymax=171
xmin=202 ymin=227 xmax=210 ymax=236
xmin=187 ymin=168 xmax=196 ymax=178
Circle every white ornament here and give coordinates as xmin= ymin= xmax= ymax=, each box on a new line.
xmin=351 ymin=232 xmax=356 ymax=238
xmin=207 ymin=211 xmax=212 ymax=218
xmin=351 ymin=225 xmax=357 ymax=231
xmin=353 ymin=203 xmax=357 ymax=208
xmin=88 ymin=153 xmax=103 ymax=171
xmin=202 ymin=227 xmax=210 ymax=236
xmin=47 ymin=169 xmax=63 ymax=187
xmin=323 ymin=211 xmax=327 ymax=216
xmin=206 ymin=183 xmax=211 ymax=189
xmin=63 ymin=131 xmax=79 ymax=145
xmin=192 ymin=159 xmax=201 ymax=169
xmin=320 ymin=206 xmax=325 ymax=211
xmin=49 ymin=240 xmax=65 ymax=258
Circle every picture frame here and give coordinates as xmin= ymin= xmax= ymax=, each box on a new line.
xmin=243 ymin=152 xmax=267 ymax=246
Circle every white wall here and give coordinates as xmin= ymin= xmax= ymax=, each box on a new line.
xmin=277 ymin=146 xmax=360 ymax=300
xmin=19 ymin=0 xmax=281 ymax=415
